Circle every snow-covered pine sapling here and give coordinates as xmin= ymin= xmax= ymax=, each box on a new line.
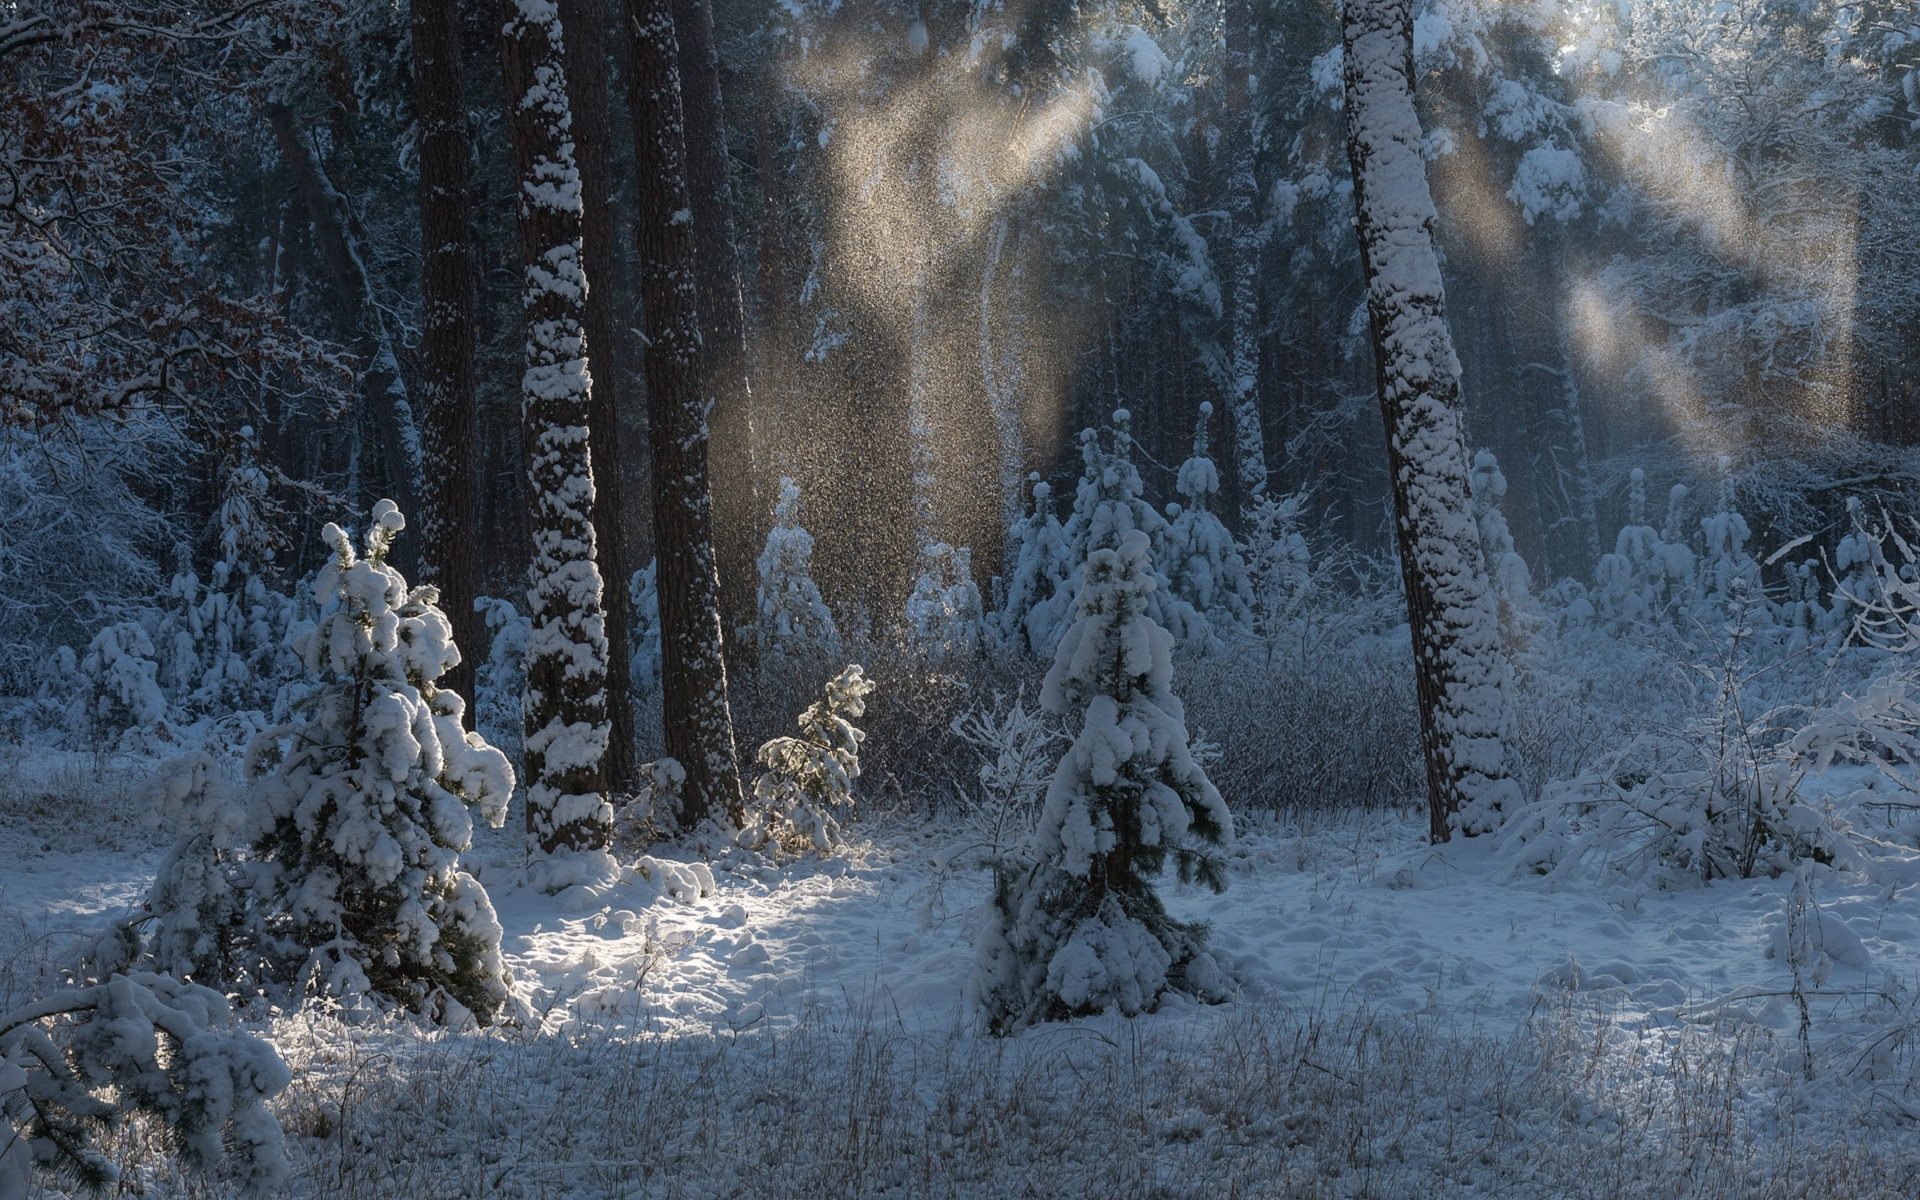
xmin=1594 ymin=469 xmax=1694 ymax=634
xmin=1824 ymin=497 xmax=1888 ymax=643
xmin=973 ymin=531 xmax=1233 ymax=1033
xmin=755 ymin=478 xmax=839 ymax=661
xmin=905 ymin=542 xmax=984 ymax=659
xmin=996 ymin=473 xmax=1073 ymax=655
xmin=1242 ymin=490 xmax=1315 ymax=664
xmin=247 ymin=501 xmax=516 ymax=1024
xmin=69 ymin=621 xmax=166 ymax=744
xmin=1163 ymin=402 xmax=1253 ymax=641
xmin=1696 ymin=457 xmax=1765 ymax=624
xmin=140 ymin=753 xmax=248 ymax=986
xmin=742 ymin=665 xmax=877 ymax=854
xmin=1468 ymin=450 xmax=1540 ymax=650
xmin=0 ymin=973 xmax=290 ymax=1199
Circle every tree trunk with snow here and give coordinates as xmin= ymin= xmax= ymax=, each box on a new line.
xmin=1341 ymin=0 xmax=1517 ymax=840
xmin=1222 ymin=0 xmax=1268 ymax=505
xmin=499 ymin=0 xmax=614 ymax=855
xmin=676 ymin=0 xmax=760 ymax=646
xmin=559 ymin=0 xmax=636 ymax=794
xmin=624 ymin=0 xmax=746 ymax=829
xmin=410 ymin=0 xmax=480 ymax=719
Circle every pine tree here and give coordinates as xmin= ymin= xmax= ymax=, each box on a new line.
xmin=1697 ymin=457 xmax=1764 ymax=622
xmin=1242 ymin=491 xmax=1315 ymax=663
xmin=1342 ymin=0 xmax=1519 ymax=838
xmin=755 ymin=478 xmax=839 ymax=660
xmin=742 ymin=665 xmax=876 ymax=854
xmin=245 ymin=501 xmax=515 ymax=1024
xmin=71 ymin=622 xmax=165 ymax=743
xmin=906 ymin=542 xmax=985 ymax=659
xmin=500 ymin=0 xmax=616 ymax=861
xmin=974 ymin=531 xmax=1232 ymax=1033
xmin=996 ymin=474 xmax=1074 ymax=656
xmin=1163 ymin=402 xmax=1253 ymax=640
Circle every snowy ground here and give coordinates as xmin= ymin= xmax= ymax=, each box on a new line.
xmin=6 ymin=749 xmax=1920 ymax=1197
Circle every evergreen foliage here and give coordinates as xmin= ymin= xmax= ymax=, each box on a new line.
xmin=1162 ymin=402 xmax=1253 ymax=640
xmin=237 ymin=501 xmax=515 ymax=1023
xmin=743 ymin=665 xmax=877 ymax=854
xmin=974 ymin=531 xmax=1231 ymax=1033
xmin=755 ymin=478 xmax=839 ymax=660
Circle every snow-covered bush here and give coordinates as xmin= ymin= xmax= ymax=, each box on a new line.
xmin=994 ymin=474 xmax=1073 ymax=655
xmin=243 ymin=501 xmax=515 ymax=1024
xmin=1162 ymin=402 xmax=1252 ymax=642
xmin=905 ymin=543 xmax=984 ymax=659
xmin=756 ymin=478 xmax=839 ymax=661
xmin=473 ymin=595 xmax=531 ymax=753
xmin=1593 ymin=470 xmax=1694 ymax=633
xmin=1505 ymin=600 xmax=1872 ymax=884
xmin=68 ymin=622 xmax=166 ymax=743
xmin=974 ymin=531 xmax=1232 ymax=1033
xmin=139 ymin=753 xmax=248 ymax=985
xmin=950 ymin=688 xmax=1064 ymax=859
xmin=0 ymin=972 xmax=289 ymax=1198
xmin=742 ymin=665 xmax=877 ymax=855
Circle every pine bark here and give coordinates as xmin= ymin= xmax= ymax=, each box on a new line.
xmin=624 ymin=0 xmax=746 ymax=828
xmin=499 ymin=0 xmax=614 ymax=854
xmin=1341 ymin=0 xmax=1516 ymax=841
xmin=559 ymin=0 xmax=636 ymax=793
xmin=1222 ymin=0 xmax=1268 ymax=505
xmin=410 ymin=0 xmax=480 ymax=720
xmin=675 ymin=0 xmax=758 ymax=643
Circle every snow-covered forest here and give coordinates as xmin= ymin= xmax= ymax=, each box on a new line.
xmin=6 ymin=0 xmax=1920 ymax=1191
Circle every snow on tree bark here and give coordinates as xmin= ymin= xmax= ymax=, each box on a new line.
xmin=1341 ymin=0 xmax=1518 ymax=839
xmin=411 ymin=0 xmax=481 ymax=722
xmin=499 ymin=0 xmax=615 ymax=857
xmin=1222 ymin=0 xmax=1269 ymax=503
xmin=623 ymin=0 xmax=747 ymax=829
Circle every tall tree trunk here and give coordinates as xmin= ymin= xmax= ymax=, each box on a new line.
xmin=560 ymin=0 xmax=636 ymax=793
xmin=1222 ymin=0 xmax=1269 ymax=507
xmin=675 ymin=0 xmax=758 ymax=645
xmin=624 ymin=0 xmax=745 ymax=829
xmin=265 ymin=103 xmax=422 ymax=554
xmin=499 ymin=0 xmax=614 ymax=857
xmin=410 ymin=0 xmax=480 ymax=721
xmin=1342 ymin=0 xmax=1516 ymax=841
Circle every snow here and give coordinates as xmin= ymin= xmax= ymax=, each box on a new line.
xmin=10 ymin=747 xmax=1920 ymax=1195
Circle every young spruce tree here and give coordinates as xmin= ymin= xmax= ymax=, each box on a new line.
xmin=974 ymin=530 xmax=1232 ymax=1033
xmin=246 ymin=502 xmax=515 ymax=1024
